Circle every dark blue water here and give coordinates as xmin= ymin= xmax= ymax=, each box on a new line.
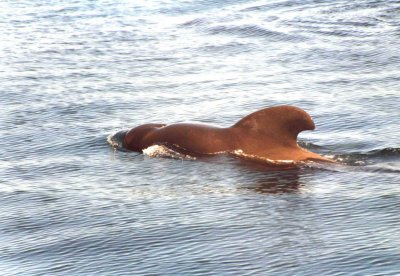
xmin=1 ymin=0 xmax=400 ymax=275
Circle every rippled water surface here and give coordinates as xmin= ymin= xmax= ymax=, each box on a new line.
xmin=1 ymin=0 xmax=400 ymax=275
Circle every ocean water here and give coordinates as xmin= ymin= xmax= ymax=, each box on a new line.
xmin=1 ymin=0 xmax=400 ymax=275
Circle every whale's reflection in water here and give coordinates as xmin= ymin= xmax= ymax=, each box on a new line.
xmin=245 ymin=169 xmax=302 ymax=194
xmin=204 ymin=155 xmax=305 ymax=195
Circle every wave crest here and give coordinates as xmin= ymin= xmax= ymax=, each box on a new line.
xmin=369 ymin=147 xmax=400 ymax=157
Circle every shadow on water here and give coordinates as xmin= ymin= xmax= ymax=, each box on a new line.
xmin=240 ymin=168 xmax=303 ymax=195
xmin=204 ymin=156 xmax=307 ymax=195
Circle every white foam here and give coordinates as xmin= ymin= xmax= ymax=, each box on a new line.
xmin=142 ymin=145 xmax=197 ymax=160
xmin=107 ymin=130 xmax=128 ymax=149
xmin=232 ymin=149 xmax=297 ymax=165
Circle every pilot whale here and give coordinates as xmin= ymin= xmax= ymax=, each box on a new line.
xmin=122 ymin=105 xmax=333 ymax=163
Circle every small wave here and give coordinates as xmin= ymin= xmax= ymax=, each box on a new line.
xmin=328 ymin=147 xmax=400 ymax=169
xmin=328 ymin=154 xmax=367 ymax=166
xmin=240 ymin=1 xmax=310 ymax=12
xmin=333 ymin=147 xmax=400 ymax=161
xmin=368 ymin=147 xmax=400 ymax=157
xmin=364 ymin=162 xmax=400 ymax=174
xmin=199 ymin=41 xmax=252 ymax=55
xmin=298 ymin=141 xmax=324 ymax=150
xmin=207 ymin=24 xmax=304 ymax=42
xmin=180 ymin=17 xmax=208 ymax=27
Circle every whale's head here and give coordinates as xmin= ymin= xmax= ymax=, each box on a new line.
xmin=124 ymin=124 xmax=166 ymax=152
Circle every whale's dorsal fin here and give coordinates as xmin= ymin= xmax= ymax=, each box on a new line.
xmin=232 ymin=105 xmax=316 ymax=147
